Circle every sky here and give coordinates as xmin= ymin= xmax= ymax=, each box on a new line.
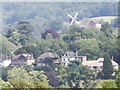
xmin=1 ymin=0 xmax=119 ymax=2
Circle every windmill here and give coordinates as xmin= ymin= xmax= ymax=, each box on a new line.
xmin=68 ymin=12 xmax=79 ymax=25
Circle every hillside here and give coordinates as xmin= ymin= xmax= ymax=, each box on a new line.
xmin=91 ymin=16 xmax=117 ymax=23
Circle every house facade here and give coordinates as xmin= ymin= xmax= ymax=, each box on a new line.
xmin=11 ymin=53 xmax=35 ymax=66
xmin=61 ymin=52 xmax=118 ymax=72
xmin=82 ymin=58 xmax=118 ymax=72
xmin=61 ymin=51 xmax=86 ymax=66
xmin=88 ymin=20 xmax=101 ymax=29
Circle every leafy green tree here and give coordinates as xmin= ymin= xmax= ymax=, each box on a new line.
xmin=34 ymin=65 xmax=53 ymax=72
xmin=0 ymin=78 xmax=13 ymax=88
xmin=57 ymin=60 xmax=97 ymax=88
xmin=7 ymin=67 xmax=31 ymax=81
xmin=7 ymin=67 xmax=52 ymax=88
xmin=29 ymin=71 xmax=49 ymax=84
xmin=102 ymin=52 xmax=113 ymax=79
xmin=0 ymin=36 xmax=17 ymax=56
xmin=69 ymin=39 xmax=100 ymax=60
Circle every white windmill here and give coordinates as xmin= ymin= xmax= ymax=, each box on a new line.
xmin=68 ymin=12 xmax=80 ymax=26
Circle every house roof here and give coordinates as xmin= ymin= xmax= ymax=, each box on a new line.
xmin=12 ymin=54 xmax=33 ymax=61
xmin=82 ymin=58 xmax=118 ymax=67
xmin=37 ymin=52 xmax=55 ymax=60
xmin=65 ymin=52 xmax=76 ymax=58
xmin=89 ymin=20 xmax=100 ymax=24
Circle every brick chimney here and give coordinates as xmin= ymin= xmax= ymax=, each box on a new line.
xmin=75 ymin=48 xmax=78 ymax=57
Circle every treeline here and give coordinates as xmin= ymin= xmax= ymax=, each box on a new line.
xmin=1 ymin=19 xmax=118 ymax=63
xmin=2 ymin=2 xmax=118 ymax=33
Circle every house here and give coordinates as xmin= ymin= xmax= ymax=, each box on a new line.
xmin=0 ymin=54 xmax=11 ymax=67
xmin=82 ymin=57 xmax=118 ymax=72
xmin=61 ymin=51 xmax=86 ymax=66
xmin=61 ymin=51 xmax=118 ymax=72
xmin=61 ymin=52 xmax=76 ymax=66
xmin=88 ymin=20 xmax=101 ymax=29
xmin=36 ymin=52 xmax=57 ymax=66
xmin=11 ymin=53 xmax=35 ymax=66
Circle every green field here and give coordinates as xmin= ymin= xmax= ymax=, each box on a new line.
xmin=91 ymin=16 xmax=117 ymax=23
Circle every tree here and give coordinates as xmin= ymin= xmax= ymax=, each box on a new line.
xmin=41 ymin=29 xmax=60 ymax=39
xmin=57 ymin=60 xmax=97 ymax=88
xmin=0 ymin=36 xmax=18 ymax=56
xmin=44 ymin=72 xmax=59 ymax=87
xmin=102 ymin=52 xmax=113 ymax=79
xmin=116 ymin=74 xmax=120 ymax=88
xmin=0 ymin=78 xmax=13 ymax=89
xmin=7 ymin=67 xmax=52 ymax=88
xmin=97 ymin=72 xmax=104 ymax=79
xmin=69 ymin=39 xmax=100 ymax=60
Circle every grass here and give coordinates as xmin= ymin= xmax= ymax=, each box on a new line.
xmin=91 ymin=16 xmax=117 ymax=23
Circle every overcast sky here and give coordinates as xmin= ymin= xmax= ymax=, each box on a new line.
xmin=1 ymin=0 xmax=119 ymax=2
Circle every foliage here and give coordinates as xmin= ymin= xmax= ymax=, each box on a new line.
xmin=0 ymin=36 xmax=17 ymax=56
xmin=57 ymin=60 xmax=97 ymax=88
xmin=44 ymin=72 xmax=59 ymax=87
xmin=34 ymin=65 xmax=53 ymax=72
xmin=7 ymin=67 xmax=52 ymax=88
xmin=116 ymin=74 xmax=120 ymax=88
xmin=102 ymin=52 xmax=114 ymax=79
xmin=97 ymin=72 xmax=104 ymax=79
xmin=101 ymin=80 xmax=117 ymax=88
xmin=1 ymin=66 xmax=13 ymax=81
xmin=6 ymin=21 xmax=34 ymax=46
xmin=0 ymin=78 xmax=13 ymax=88
xmin=42 ymin=29 xmax=60 ymax=39
xmin=2 ymin=2 xmax=118 ymax=25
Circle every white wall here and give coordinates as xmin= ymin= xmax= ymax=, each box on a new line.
xmin=2 ymin=60 xmax=11 ymax=66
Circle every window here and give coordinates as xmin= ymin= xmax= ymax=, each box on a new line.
xmin=93 ymin=66 xmax=97 ymax=69
xmin=100 ymin=66 xmax=103 ymax=69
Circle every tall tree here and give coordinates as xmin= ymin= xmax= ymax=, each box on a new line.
xmin=102 ymin=52 xmax=113 ymax=79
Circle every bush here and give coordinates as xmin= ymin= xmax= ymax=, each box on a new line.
xmin=101 ymin=80 xmax=117 ymax=88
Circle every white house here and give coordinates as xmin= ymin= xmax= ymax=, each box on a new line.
xmin=61 ymin=52 xmax=76 ymax=66
xmin=61 ymin=51 xmax=86 ymax=66
xmin=61 ymin=52 xmax=118 ymax=72
xmin=82 ymin=57 xmax=118 ymax=72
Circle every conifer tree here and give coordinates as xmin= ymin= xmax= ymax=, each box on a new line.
xmin=102 ymin=52 xmax=113 ymax=79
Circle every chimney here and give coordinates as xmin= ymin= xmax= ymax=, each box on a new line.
xmin=5 ymin=54 xmax=7 ymax=60
xmin=111 ymin=56 xmax=114 ymax=60
xmin=75 ymin=48 xmax=78 ymax=57
xmin=82 ymin=56 xmax=87 ymax=62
